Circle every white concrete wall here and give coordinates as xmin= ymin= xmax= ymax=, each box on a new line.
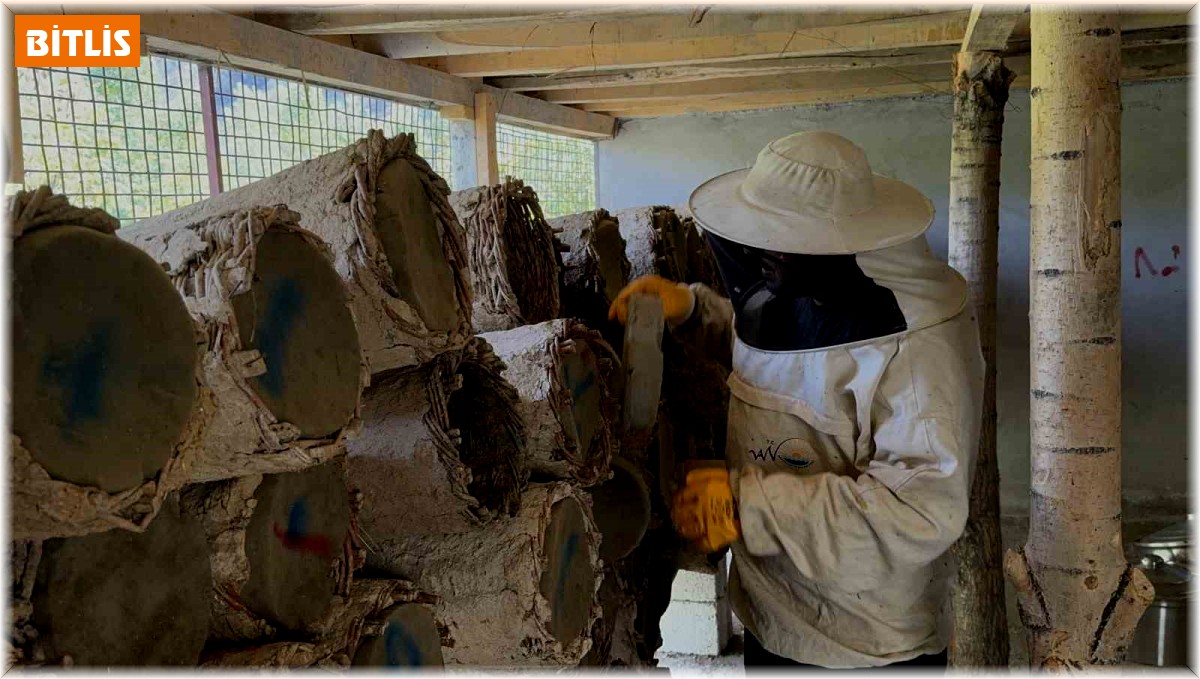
xmin=598 ymin=79 xmax=1190 ymax=518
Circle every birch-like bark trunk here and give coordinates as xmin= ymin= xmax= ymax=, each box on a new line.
xmin=1004 ymin=9 xmax=1154 ymax=668
xmin=946 ymin=50 xmax=1014 ymax=668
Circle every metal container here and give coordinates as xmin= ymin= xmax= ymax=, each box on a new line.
xmin=1128 ymin=519 xmax=1192 ymax=667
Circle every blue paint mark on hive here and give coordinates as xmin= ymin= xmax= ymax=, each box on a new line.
xmin=41 ymin=321 xmax=114 ymax=440
xmin=554 ymin=533 xmax=581 ymax=623
xmin=384 ymin=622 xmax=423 ymax=667
xmin=257 ymin=277 xmax=306 ymax=397
xmin=286 ymin=497 xmax=310 ymax=536
xmin=561 ymin=359 xmax=595 ymax=443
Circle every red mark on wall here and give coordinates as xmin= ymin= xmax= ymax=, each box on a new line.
xmin=1134 ymin=245 xmax=1182 ymax=278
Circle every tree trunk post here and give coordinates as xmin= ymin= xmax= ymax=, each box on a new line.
xmin=1005 ymin=9 xmax=1154 ymax=667
xmin=946 ymin=50 xmax=1014 ymax=668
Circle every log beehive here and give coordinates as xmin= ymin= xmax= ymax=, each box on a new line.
xmin=180 ymin=461 xmax=353 ymax=643
xmin=18 ymin=495 xmax=212 ymax=666
xmin=122 ymin=205 xmax=366 ymax=483
xmin=451 ymin=178 xmax=562 ymax=332
xmin=198 ymin=579 xmax=444 ymax=669
xmin=368 ymin=483 xmax=602 ymax=666
xmin=551 ymin=209 xmax=630 ymax=332
xmin=125 ymin=130 xmax=472 ymax=376
xmin=346 ymin=337 xmax=526 ymax=538
xmin=480 ymin=320 xmax=619 ymax=486
xmin=9 ymin=187 xmax=209 ymax=540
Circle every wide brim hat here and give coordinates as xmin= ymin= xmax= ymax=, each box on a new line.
xmin=688 ymin=131 xmax=934 ymax=255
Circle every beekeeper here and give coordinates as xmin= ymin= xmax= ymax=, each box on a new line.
xmin=609 ymin=131 xmax=984 ymax=669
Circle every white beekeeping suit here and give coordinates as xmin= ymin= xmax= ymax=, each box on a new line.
xmin=615 ymin=130 xmax=985 ymax=668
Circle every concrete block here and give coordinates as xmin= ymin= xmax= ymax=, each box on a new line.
xmin=659 ymin=597 xmax=733 ymax=656
xmin=670 ymin=557 xmax=727 ymax=602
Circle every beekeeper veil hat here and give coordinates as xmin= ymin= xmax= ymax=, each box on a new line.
xmin=688 ymin=131 xmax=934 ymax=255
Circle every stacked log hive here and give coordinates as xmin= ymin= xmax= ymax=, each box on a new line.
xmin=122 ymin=130 xmax=473 ymax=376
xmin=550 ymin=209 xmax=631 ymax=346
xmin=368 ymin=482 xmax=603 ymax=667
xmin=199 ymin=579 xmax=446 ymax=668
xmin=479 ymin=320 xmax=620 ymax=487
xmin=8 ymin=188 xmax=210 ymax=540
xmin=607 ymin=204 xmax=733 ymax=665
xmin=121 ymin=204 xmax=366 ymax=481
xmin=617 ymin=206 xmax=688 ymax=282
xmin=451 ymin=178 xmax=563 ymax=332
xmin=9 ymin=158 xmax=721 ymax=668
xmin=580 ymin=458 xmax=653 ymax=666
xmin=10 ymin=128 xmax=467 ymax=668
xmin=346 ymin=336 xmax=528 ymax=537
xmin=178 ymin=462 xmax=354 ymax=644
xmin=11 ymin=496 xmax=212 ymax=666
xmin=680 ymin=214 xmax=728 ymax=296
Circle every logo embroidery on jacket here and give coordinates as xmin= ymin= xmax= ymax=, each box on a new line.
xmin=748 ymin=438 xmax=814 ymax=468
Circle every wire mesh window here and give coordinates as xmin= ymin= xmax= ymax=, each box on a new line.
xmin=497 ymin=123 xmax=595 ymax=219
xmin=213 ymin=68 xmax=453 ymax=190
xmin=17 ymin=56 xmax=210 ymax=222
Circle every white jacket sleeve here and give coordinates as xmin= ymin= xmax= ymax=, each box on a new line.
xmin=730 ymin=328 xmax=983 ymax=594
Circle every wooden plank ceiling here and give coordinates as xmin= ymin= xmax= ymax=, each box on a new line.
xmin=242 ymin=4 xmax=1193 ymax=119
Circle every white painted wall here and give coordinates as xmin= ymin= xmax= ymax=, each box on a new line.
xmin=598 ymin=79 xmax=1190 ymax=518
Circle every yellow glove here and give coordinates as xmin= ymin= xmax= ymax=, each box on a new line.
xmin=671 ymin=467 xmax=739 ymax=553
xmin=608 ymin=275 xmax=693 ymax=325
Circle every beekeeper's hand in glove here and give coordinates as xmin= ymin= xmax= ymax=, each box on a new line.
xmin=672 ymin=466 xmax=740 ymax=554
xmin=608 ymin=275 xmax=695 ymax=325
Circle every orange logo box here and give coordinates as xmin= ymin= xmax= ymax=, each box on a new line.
xmin=15 ymin=15 xmax=140 ymax=67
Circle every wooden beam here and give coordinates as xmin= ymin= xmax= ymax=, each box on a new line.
xmin=411 ymin=11 xmax=973 ymax=77
xmin=133 ymin=10 xmax=479 ymax=106
xmin=4 ymin=7 xmax=618 ymax=140
xmin=197 ymin=66 xmax=224 ymax=195
xmin=482 ymin=85 xmax=616 ymax=139
xmin=489 ymin=46 xmax=960 ymax=91
xmin=588 ymin=45 xmax=1187 ymax=117
xmin=421 ymin=10 xmax=946 ymax=52
xmin=536 ymin=41 xmax=1187 ymax=105
xmin=494 ymin=21 xmax=1188 ymax=93
xmin=474 ymin=93 xmax=499 ymax=186
xmin=439 ymin=105 xmax=474 ymax=121
xmin=589 ymin=83 xmax=954 ymax=117
xmin=249 ymin=6 xmax=692 ymax=35
xmin=4 ymin=6 xmax=23 ymax=185
xmin=961 ymin=4 xmax=1027 ymax=52
xmin=358 ymin=11 xmax=940 ymax=59
xmin=539 ymin=63 xmax=952 ymax=104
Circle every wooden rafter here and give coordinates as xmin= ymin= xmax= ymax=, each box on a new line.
xmin=583 ymin=44 xmax=1188 ymax=118
xmin=410 ymin=11 xmax=973 ymax=77
xmin=542 ymin=42 xmax=1186 ymax=111
xmin=4 ymin=5 xmax=616 ymax=139
xmin=245 ymin=6 xmax=698 ymax=35
xmin=489 ymin=46 xmax=960 ymax=92
xmin=539 ymin=63 xmax=952 ymax=105
xmin=355 ymin=10 xmax=953 ymax=59
xmin=960 ymin=4 xmax=1028 ymax=52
